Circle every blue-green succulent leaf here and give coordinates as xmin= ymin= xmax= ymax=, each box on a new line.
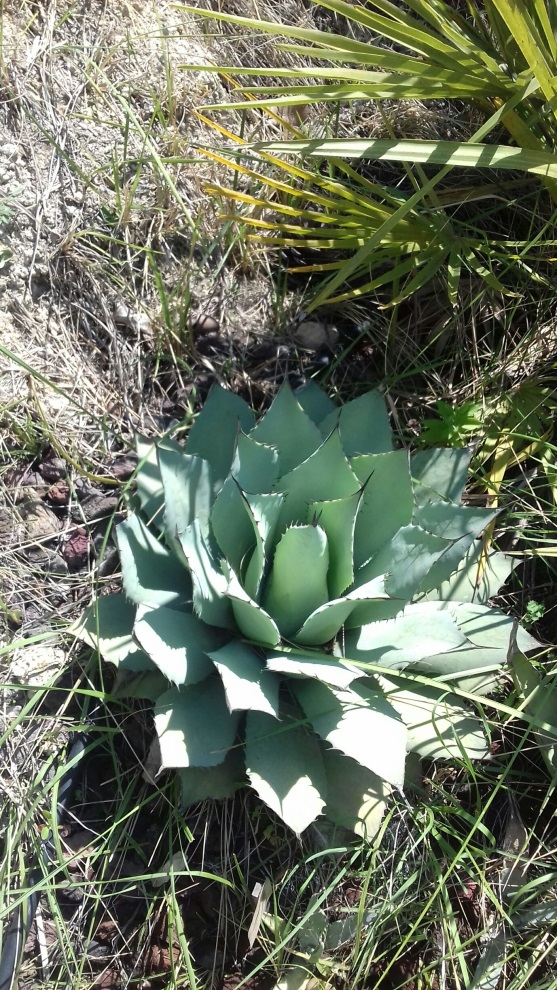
xmin=178 ymin=746 xmax=246 ymax=807
xmin=135 ymin=436 xmax=183 ymax=530
xmin=246 ymin=712 xmax=327 ymax=833
xmin=294 ymin=379 xmax=337 ymax=426
xmin=134 ymin=604 xmax=223 ymax=687
xmin=211 ymin=477 xmax=256 ymax=577
xmin=411 ymin=447 xmax=471 ymax=506
xmin=354 ymin=523 xmax=449 ymax=600
xmin=209 ymin=640 xmax=280 ymax=716
xmin=116 ymin=514 xmax=192 ymax=607
xmin=224 ymin=563 xmax=281 ymax=646
xmin=178 ymin=519 xmax=234 ymax=629
xmin=294 ymin=679 xmax=406 ymax=788
xmin=154 ymin=677 xmax=240 ymax=768
xmin=158 ymin=446 xmax=213 ymax=554
xmin=379 ymin=674 xmax=488 ymax=760
xmin=452 ymin=602 xmax=539 ymax=655
xmin=416 ymin=501 xmax=497 ymax=541
xmin=243 ymin=492 xmax=285 ymax=601
xmin=320 ymin=390 xmax=393 ymax=455
xmin=277 ymin=429 xmax=360 ymax=533
xmin=265 ymin=652 xmax=363 ymax=689
xmin=250 ymin=383 xmax=323 ymax=474
xmin=351 ymin=450 xmax=414 ymax=565
xmin=421 ymin=545 xmax=515 ymax=604
xmin=74 ymin=593 xmax=153 ymax=671
xmin=231 ymin=432 xmax=280 ymax=492
xmin=345 ymin=602 xmax=467 ymax=668
xmin=310 ymin=491 xmax=361 ymax=598
xmin=321 ymin=745 xmax=390 ymax=841
xmin=113 ymin=669 xmax=171 ymax=699
xmin=415 ymin=501 xmax=498 ymax=591
xmin=294 ymin=575 xmax=389 ymax=646
xmin=185 ymin=384 xmax=255 ymax=488
xmin=263 ymin=524 xmax=330 ymax=638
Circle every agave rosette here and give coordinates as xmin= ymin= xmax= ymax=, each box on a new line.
xmin=76 ymin=382 xmax=538 ymax=837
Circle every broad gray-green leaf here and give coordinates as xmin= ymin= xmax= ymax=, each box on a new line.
xmin=154 ymin=677 xmax=239 ymax=768
xmin=320 ymin=390 xmax=392 ymax=455
xmin=263 ymin=524 xmax=329 ymax=638
xmin=158 ymin=445 xmax=213 ymax=551
xmin=354 ymin=523 xmax=449 ymax=600
xmin=185 ymin=383 xmax=254 ymax=488
xmin=209 ymin=640 xmax=280 ymax=716
xmin=416 ymin=501 xmax=496 ymax=541
xmin=415 ymin=502 xmax=497 ymax=591
xmin=135 ymin=436 xmax=183 ymax=529
xmin=134 ymin=604 xmax=223 ymax=686
xmin=455 ymin=603 xmax=539 ymax=654
xmin=178 ymin=745 xmax=246 ymax=807
xmin=379 ymin=675 xmax=488 ymax=760
xmin=224 ymin=563 xmax=281 ymax=646
xmin=411 ymin=447 xmax=471 ymax=506
xmin=421 ymin=545 xmax=515 ymax=603
xmin=351 ymin=450 xmax=413 ymax=565
xmin=265 ymin=651 xmax=362 ymax=689
xmin=116 ymin=514 xmax=191 ymax=607
xmin=74 ymin=594 xmax=152 ymax=670
xmin=419 ymin=603 xmax=540 ymax=692
xmin=277 ymin=429 xmax=360 ymax=533
xmin=231 ymin=432 xmax=280 ymax=492
xmin=345 ymin=602 xmax=466 ymax=668
xmin=294 ymin=380 xmax=337 ymax=426
xmin=246 ymin=712 xmax=327 ymax=833
xmin=294 ymin=574 xmax=389 ymax=646
xmin=321 ymin=745 xmax=390 ymax=841
xmin=211 ymin=477 xmax=256 ymax=576
xmin=294 ymin=679 xmax=406 ymax=788
xmin=113 ymin=669 xmax=170 ymax=699
xmin=178 ymin=519 xmax=234 ymax=629
xmin=310 ymin=491 xmax=361 ymax=598
xmin=250 ymin=383 xmax=323 ymax=474
xmin=242 ymin=491 xmax=285 ymax=600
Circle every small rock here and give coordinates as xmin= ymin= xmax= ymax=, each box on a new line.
xmin=113 ymin=302 xmax=152 ymax=337
xmin=4 ymin=465 xmax=46 ymax=495
xmin=73 ymin=494 xmax=119 ymax=523
xmin=110 ymin=454 xmax=138 ymax=480
xmin=63 ymin=527 xmax=90 ymax=570
xmin=47 ymin=480 xmax=70 ymax=504
xmin=10 ymin=643 xmax=66 ymax=686
xmin=18 ymin=497 xmax=61 ymax=540
xmin=40 ymin=456 xmax=66 ymax=481
xmin=190 ymin=313 xmax=219 ymax=335
xmin=292 ymin=319 xmax=338 ymax=352
xmin=26 ymin=547 xmax=69 ymax=575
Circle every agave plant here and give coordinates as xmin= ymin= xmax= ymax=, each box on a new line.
xmin=76 ymin=382 xmax=538 ymax=837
